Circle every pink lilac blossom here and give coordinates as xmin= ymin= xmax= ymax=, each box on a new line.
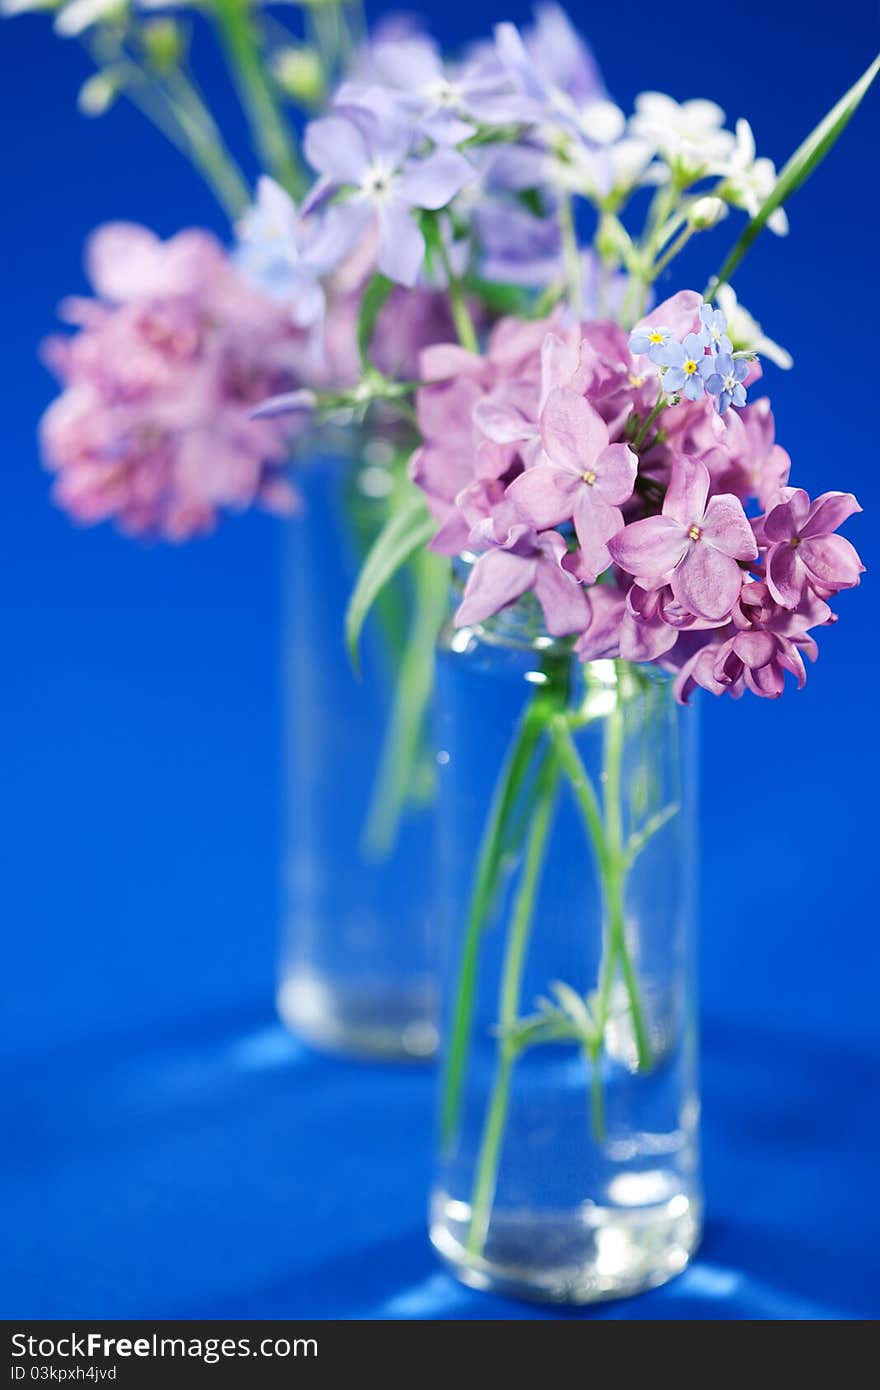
xmin=40 ymin=222 xmax=312 ymax=540
xmin=410 ymin=289 xmax=864 ymax=702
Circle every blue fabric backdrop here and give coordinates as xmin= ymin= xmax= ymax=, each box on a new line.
xmin=1 ymin=0 xmax=878 ymax=1320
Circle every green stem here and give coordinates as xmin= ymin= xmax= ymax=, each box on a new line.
xmin=588 ymin=1042 xmax=606 ymax=1143
xmin=209 ymin=0 xmax=305 ymax=196
xmin=440 ymin=694 xmax=547 ymax=1149
xmin=650 ymin=224 xmax=695 ymax=281
xmin=431 ymin=216 xmax=478 ymax=352
xmin=158 ymin=68 xmax=251 ymax=216
xmin=441 ymin=652 xmax=572 ymax=1150
xmin=559 ymin=192 xmax=583 ymax=317
xmin=619 ymin=177 xmax=684 ymax=328
xmin=359 ymin=548 xmax=448 ymax=859
xmin=549 ymin=715 xmax=610 ymax=878
xmin=632 ymin=389 xmax=668 ymax=451
xmin=83 ymin=36 xmax=249 ymax=219
xmin=551 ymin=679 xmax=653 ymax=1120
xmin=465 ymin=753 xmax=561 ymax=1258
xmin=602 ymin=668 xmax=652 ymax=1073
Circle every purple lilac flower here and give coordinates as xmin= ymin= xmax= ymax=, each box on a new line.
xmin=492 ymin=8 xmax=608 ymax=129
xmin=675 ymin=582 xmax=833 ymax=702
xmin=609 ymin=455 xmax=757 ymax=621
xmin=508 ymin=386 xmax=637 ymax=581
xmin=456 ymin=490 xmax=589 ymax=636
xmin=336 ymin=32 xmax=522 ymax=144
xmin=759 ymin=487 xmax=864 ymax=607
xmin=618 ymin=582 xmax=714 ymax=662
xmin=474 ymin=201 xmax=563 ymax=288
xmin=574 ymin=584 xmax=627 ymax=661
xmin=303 ymin=105 xmax=474 ymax=287
xmin=525 ymin=3 xmax=606 ymax=106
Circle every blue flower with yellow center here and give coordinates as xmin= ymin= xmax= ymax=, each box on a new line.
xmin=628 ymin=324 xmax=672 ymax=364
xmin=703 ymin=352 xmax=749 ymax=413
xmin=653 ymin=332 xmax=710 ymax=401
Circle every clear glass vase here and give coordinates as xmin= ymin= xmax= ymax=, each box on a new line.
xmin=277 ymin=438 xmax=445 ymax=1061
xmin=430 ymin=608 xmax=701 ymax=1302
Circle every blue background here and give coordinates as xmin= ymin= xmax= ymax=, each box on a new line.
xmin=1 ymin=0 xmax=878 ymax=1320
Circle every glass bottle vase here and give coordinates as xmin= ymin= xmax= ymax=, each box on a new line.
xmin=430 ymin=614 xmax=701 ymax=1302
xmin=277 ymin=440 xmax=445 ymax=1061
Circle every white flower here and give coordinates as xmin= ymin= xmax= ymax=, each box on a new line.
xmin=689 ymin=195 xmax=728 ymax=229
xmin=716 ymin=285 xmax=792 ymax=369
xmin=0 ymin=0 xmax=56 ymax=13
xmin=54 ymin=0 xmax=126 ymax=35
xmin=716 ymin=119 xmax=788 ymax=235
xmin=630 ymin=92 xmax=735 ymax=177
xmin=576 ymin=99 xmax=626 ymax=146
xmin=570 ymin=136 xmax=656 ymax=202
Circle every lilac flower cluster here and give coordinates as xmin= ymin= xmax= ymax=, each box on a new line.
xmin=411 ymin=291 xmax=863 ymax=702
xmin=40 ymin=223 xmax=309 ymax=539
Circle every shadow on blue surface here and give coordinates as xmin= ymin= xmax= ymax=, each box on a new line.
xmin=4 ymin=1010 xmax=877 ymax=1319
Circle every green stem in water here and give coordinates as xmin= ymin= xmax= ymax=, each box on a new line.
xmin=209 ymin=0 xmax=305 ymax=197
xmin=465 ymin=751 xmax=561 ymax=1258
xmin=359 ymin=548 xmax=448 ymax=860
xmin=441 ymin=694 xmax=547 ymax=1149
xmin=588 ymin=1041 xmax=606 ymax=1142
xmin=550 ymin=679 xmax=653 ymax=1130
xmin=440 ymin=652 xmax=571 ymax=1150
xmin=601 ymin=667 xmax=652 ymax=1074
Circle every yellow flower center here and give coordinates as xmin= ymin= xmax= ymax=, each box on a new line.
xmin=582 ymin=469 xmax=597 ymax=486
xmin=687 ymin=524 xmax=702 ymax=541
xmin=628 ymin=372 xmax=645 ymax=388
xmin=684 ymin=359 xmax=698 ymax=375
xmin=649 ymin=331 xmax=665 ymax=345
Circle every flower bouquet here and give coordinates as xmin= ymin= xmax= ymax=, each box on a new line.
xmin=7 ymin=0 xmax=874 ymax=1301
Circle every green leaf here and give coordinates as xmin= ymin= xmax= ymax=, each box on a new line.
xmin=709 ymin=52 xmax=880 ymax=294
xmin=550 ymin=980 xmax=596 ymax=1038
xmin=626 ymin=801 xmax=680 ymax=866
xmin=357 ymin=272 xmax=393 ymax=367
xmin=345 ymin=485 xmax=436 ymax=675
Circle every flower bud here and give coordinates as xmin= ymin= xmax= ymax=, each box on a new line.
xmin=77 ymin=70 xmax=119 ymax=116
xmin=141 ymin=18 xmax=182 ymax=73
xmin=272 ymin=46 xmax=325 ymax=110
xmin=688 ymin=196 xmax=728 ymax=230
xmin=595 ymin=213 xmax=632 ymax=264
